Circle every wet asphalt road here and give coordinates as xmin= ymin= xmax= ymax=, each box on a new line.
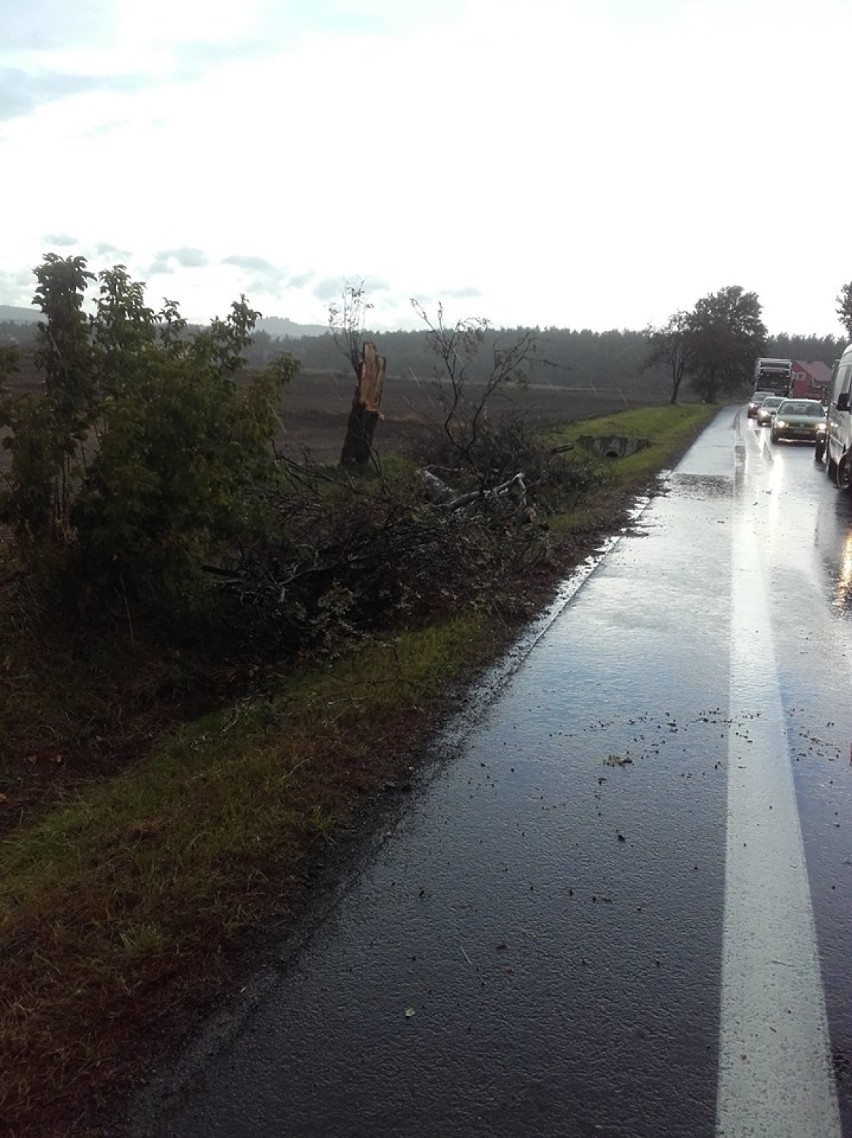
xmin=123 ymin=408 xmax=852 ymax=1138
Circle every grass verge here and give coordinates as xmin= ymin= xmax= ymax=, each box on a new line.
xmin=0 ymin=403 xmax=717 ymax=1137
xmin=546 ymin=403 xmax=714 ymax=538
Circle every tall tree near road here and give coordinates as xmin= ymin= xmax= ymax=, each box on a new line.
xmin=836 ymin=282 xmax=852 ymax=339
xmin=26 ymin=253 xmax=96 ymax=538
xmin=687 ymin=285 xmax=767 ymax=402
xmin=644 ymin=311 xmax=695 ymax=405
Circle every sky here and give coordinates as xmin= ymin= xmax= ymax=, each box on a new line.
xmin=1 ymin=0 xmax=851 ymax=336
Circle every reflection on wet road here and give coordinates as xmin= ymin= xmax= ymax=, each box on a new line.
xmin=124 ymin=409 xmax=852 ymax=1138
xmin=739 ymin=414 xmax=852 ymax=1135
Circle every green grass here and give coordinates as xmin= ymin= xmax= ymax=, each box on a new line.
xmin=560 ymin=403 xmax=711 ymax=437
xmin=551 ymin=403 xmax=714 ymax=466
xmin=0 ymin=403 xmax=719 ymax=1137
xmin=545 ymin=403 xmax=716 ymax=540
xmin=1 ymin=616 xmax=495 ymax=1136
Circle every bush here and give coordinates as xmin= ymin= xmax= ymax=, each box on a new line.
xmin=209 ymin=417 xmax=600 ymax=660
xmin=0 ymin=265 xmax=599 ymax=669
xmin=0 ymin=257 xmax=298 ymax=617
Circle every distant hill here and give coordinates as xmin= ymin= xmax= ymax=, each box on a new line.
xmin=257 ymin=316 xmax=328 ymax=339
xmin=0 ymin=305 xmax=328 ymax=339
xmin=0 ymin=305 xmax=40 ymax=324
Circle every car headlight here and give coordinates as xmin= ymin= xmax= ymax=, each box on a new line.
xmin=775 ymin=420 xmax=787 ymax=428
xmin=817 ymin=422 xmax=828 ymax=433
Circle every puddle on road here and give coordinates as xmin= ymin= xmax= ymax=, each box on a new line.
xmin=665 ymin=473 xmax=733 ymax=499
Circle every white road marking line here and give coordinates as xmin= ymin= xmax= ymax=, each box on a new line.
xmin=716 ymin=503 xmax=840 ymax=1137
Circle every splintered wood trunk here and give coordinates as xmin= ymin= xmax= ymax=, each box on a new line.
xmin=340 ymin=341 xmax=387 ymax=466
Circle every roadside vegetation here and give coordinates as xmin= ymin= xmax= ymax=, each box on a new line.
xmin=0 ymin=256 xmax=715 ymax=1137
xmin=5 ymin=287 xmax=843 ymax=399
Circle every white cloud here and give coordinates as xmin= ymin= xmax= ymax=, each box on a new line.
xmin=1 ymin=0 xmax=851 ymax=333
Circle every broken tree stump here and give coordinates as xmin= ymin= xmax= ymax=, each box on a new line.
xmin=340 ymin=341 xmax=387 ymax=466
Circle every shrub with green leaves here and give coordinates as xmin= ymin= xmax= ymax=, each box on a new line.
xmin=0 ymin=255 xmax=298 ymax=610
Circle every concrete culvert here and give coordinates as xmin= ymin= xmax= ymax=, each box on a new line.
xmin=577 ymin=436 xmax=651 ymax=458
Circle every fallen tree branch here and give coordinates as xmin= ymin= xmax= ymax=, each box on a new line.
xmin=447 ymin=472 xmax=527 ymax=511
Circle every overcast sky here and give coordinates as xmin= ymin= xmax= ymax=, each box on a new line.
xmin=1 ymin=0 xmax=850 ymax=335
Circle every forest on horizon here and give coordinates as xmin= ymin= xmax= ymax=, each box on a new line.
xmin=1 ymin=315 xmax=846 ymax=396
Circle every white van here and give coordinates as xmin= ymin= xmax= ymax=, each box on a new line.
xmin=825 ymin=348 xmax=851 ymax=487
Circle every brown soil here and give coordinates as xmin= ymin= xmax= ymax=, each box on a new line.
xmin=2 ymin=358 xmax=646 ymax=468
xmin=276 ymin=370 xmax=636 ymax=462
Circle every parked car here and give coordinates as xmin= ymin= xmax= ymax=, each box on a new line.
xmin=748 ymin=390 xmax=774 ymax=418
xmin=755 ymin=395 xmax=786 ymax=426
xmin=769 ymin=399 xmax=827 ymax=444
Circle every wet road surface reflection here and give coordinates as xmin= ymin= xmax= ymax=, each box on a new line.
xmin=740 ymin=412 xmax=852 ymax=1132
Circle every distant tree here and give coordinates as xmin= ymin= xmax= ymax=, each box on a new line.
xmin=0 ymin=321 xmax=38 ymax=348
xmin=836 ymin=282 xmax=852 ymax=339
xmin=765 ymin=332 xmax=845 ymax=366
xmin=0 ymin=342 xmax=19 ymax=380
xmin=644 ymin=311 xmax=695 ymax=404
xmin=243 ymin=328 xmax=276 ymax=367
xmin=686 ymin=286 xmax=767 ymax=402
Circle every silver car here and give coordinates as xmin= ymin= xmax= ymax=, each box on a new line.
xmin=755 ymin=395 xmax=786 ymax=427
xmin=770 ymin=399 xmax=827 ymax=445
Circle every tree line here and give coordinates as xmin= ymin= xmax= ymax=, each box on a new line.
xmin=245 ymin=319 xmax=845 ymax=399
xmin=3 ymin=308 xmax=845 ymax=404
